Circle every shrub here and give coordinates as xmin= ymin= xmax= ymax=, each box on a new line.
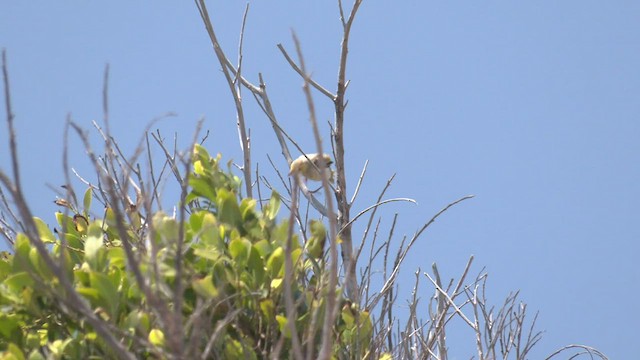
xmin=0 ymin=145 xmax=376 ymax=359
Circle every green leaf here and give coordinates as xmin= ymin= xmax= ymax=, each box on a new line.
xmin=76 ymin=287 xmax=100 ymax=303
xmin=275 ymin=315 xmax=290 ymax=338
xmin=90 ymin=271 xmax=119 ymax=318
xmin=195 ymin=212 xmax=222 ymax=248
xmin=107 ymin=247 xmax=126 ymax=269
xmin=0 ymin=314 xmax=20 ymax=338
xmin=60 ymin=232 xmax=83 ymax=263
xmin=48 ymin=339 xmax=73 ymax=358
xmin=229 ymin=237 xmax=251 ymax=264
xmin=290 ymin=249 xmax=302 ymax=270
xmin=271 ymin=220 xmax=299 ymax=249
xmin=217 ymin=189 xmax=242 ymax=229
xmin=27 ymin=350 xmax=46 ymax=360
xmin=247 ymin=246 xmax=266 ymax=285
xmin=189 ymin=177 xmax=217 ymax=203
xmin=4 ymin=343 xmax=26 ymax=360
xmin=57 ymin=246 xmax=75 ymax=282
xmin=124 ymin=310 xmax=150 ymax=334
xmin=266 ymin=247 xmax=284 ymax=278
xmin=357 ymin=310 xmax=374 ymax=348
xmin=306 ymin=220 xmax=327 ymax=259
xmin=83 ymin=187 xmax=93 ymax=216
xmin=28 ymin=248 xmax=52 ymax=281
xmin=259 ymin=298 xmax=275 ymax=322
xmin=104 ymin=207 xmax=117 ymax=228
xmin=153 ymin=212 xmax=179 ymax=243
xmin=193 ymin=247 xmax=223 ymax=261
xmin=0 ymin=254 xmax=10 ymax=278
xmin=188 ymin=211 xmax=206 ymax=233
xmin=193 ymin=143 xmax=211 ymax=164
xmin=192 ymin=275 xmax=218 ymax=299
xmin=341 ymin=303 xmax=355 ymax=328
xmin=148 ymin=329 xmax=165 ymax=347
xmin=33 ymin=217 xmax=55 ymax=244
xmin=270 ymin=278 xmax=283 ymax=291
xmin=240 ymin=198 xmax=257 ymax=221
xmin=252 ymin=239 xmax=272 ymax=258
xmin=193 ymin=158 xmax=206 ymax=175
xmin=264 ymin=191 xmax=281 ymax=221
xmin=54 ymin=212 xmax=79 ymax=237
xmin=223 ymin=337 xmax=257 ymax=360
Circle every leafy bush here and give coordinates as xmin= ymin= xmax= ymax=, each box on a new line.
xmin=0 ymin=145 xmax=375 ymax=359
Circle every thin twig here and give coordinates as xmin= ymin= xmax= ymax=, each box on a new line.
xmin=349 ymin=159 xmax=368 ymax=205
xmin=340 ymin=197 xmax=416 ymax=236
xmin=276 ymin=44 xmax=336 ymax=100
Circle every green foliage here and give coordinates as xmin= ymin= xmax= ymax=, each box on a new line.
xmin=0 ymin=145 xmax=374 ymax=359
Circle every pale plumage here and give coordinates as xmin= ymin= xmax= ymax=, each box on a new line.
xmin=289 ymin=153 xmax=334 ymax=182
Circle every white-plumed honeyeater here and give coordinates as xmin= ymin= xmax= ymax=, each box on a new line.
xmin=289 ymin=153 xmax=334 ymax=182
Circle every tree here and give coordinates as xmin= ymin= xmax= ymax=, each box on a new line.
xmin=0 ymin=1 xmax=608 ymax=359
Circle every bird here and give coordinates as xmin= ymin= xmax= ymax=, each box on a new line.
xmin=289 ymin=153 xmax=334 ymax=182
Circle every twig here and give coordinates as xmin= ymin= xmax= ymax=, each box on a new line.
xmin=349 ymin=159 xmax=368 ymax=205
xmin=546 ymin=344 xmax=609 ymax=359
xmin=276 ymin=44 xmax=336 ymax=100
xmin=340 ymin=197 xmax=416 ymax=236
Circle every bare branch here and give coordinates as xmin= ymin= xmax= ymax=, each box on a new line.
xmin=290 ymin=31 xmax=339 ymax=360
xmin=2 ymin=49 xmax=22 ymax=195
xmin=331 ymin=0 xmax=364 ymax=303
xmin=195 ymin=0 xmax=252 ymax=198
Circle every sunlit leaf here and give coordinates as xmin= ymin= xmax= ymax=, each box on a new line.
xmin=264 ymin=191 xmax=281 ymax=221
xmin=4 ymin=343 xmax=26 ymax=360
xmin=82 ymin=187 xmax=92 ymax=216
xmin=252 ymin=239 xmax=272 ymax=258
xmin=266 ymin=247 xmax=284 ymax=278
xmin=90 ymin=271 xmax=119 ymax=318
xmin=275 ymin=315 xmax=290 ymax=339
xmin=229 ymin=237 xmax=251 ymax=264
xmin=217 ymin=189 xmax=241 ymax=229
xmin=33 ymin=217 xmax=55 ymax=244
xmin=148 ymin=329 xmax=165 ymax=347
xmin=192 ymin=275 xmax=218 ymax=299
xmin=0 ymin=313 xmax=20 ymax=338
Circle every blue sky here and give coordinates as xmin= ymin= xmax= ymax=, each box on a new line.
xmin=2 ymin=1 xmax=638 ymax=358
